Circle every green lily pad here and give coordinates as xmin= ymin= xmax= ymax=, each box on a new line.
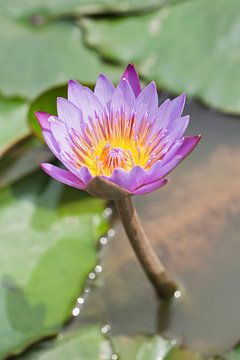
xmin=0 ymin=14 xmax=120 ymax=100
xmin=82 ymin=0 xmax=240 ymax=114
xmin=0 ymin=171 xmax=107 ymax=358
xmin=0 ymin=96 xmax=29 ymax=158
xmin=18 ymin=325 xmax=112 ymax=360
xmin=0 ymin=136 xmax=53 ymax=189
xmin=0 ymin=0 xmax=184 ymax=20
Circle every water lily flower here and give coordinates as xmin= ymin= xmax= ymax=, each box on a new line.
xmin=36 ymin=63 xmax=200 ymax=200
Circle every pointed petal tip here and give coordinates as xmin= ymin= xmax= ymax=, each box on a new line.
xmin=121 ymin=62 xmax=141 ymax=96
xmin=35 ymin=111 xmax=51 ymax=131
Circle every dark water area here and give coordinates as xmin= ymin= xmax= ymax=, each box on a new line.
xmin=77 ymin=97 xmax=240 ymax=356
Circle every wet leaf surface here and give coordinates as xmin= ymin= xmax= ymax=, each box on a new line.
xmin=82 ymin=0 xmax=240 ymax=114
xmin=0 ymin=136 xmax=53 ymax=189
xmin=0 ymin=14 xmax=120 ymax=100
xmin=0 ymin=96 xmax=29 ymax=158
xmin=0 ymin=171 xmax=107 ymax=358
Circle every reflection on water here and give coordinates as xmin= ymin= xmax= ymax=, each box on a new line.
xmin=78 ymin=98 xmax=240 ymax=356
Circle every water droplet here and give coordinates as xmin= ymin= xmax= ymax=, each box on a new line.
xmin=101 ymin=324 xmax=111 ymax=334
xmin=77 ymin=297 xmax=84 ymax=305
xmin=112 ymin=354 xmax=118 ymax=360
xmin=95 ymin=265 xmax=102 ymax=273
xmin=174 ymin=290 xmax=181 ymax=299
xmin=72 ymin=307 xmax=80 ymax=316
xmin=171 ymin=339 xmax=177 ymax=345
xmin=108 ymin=229 xmax=115 ymax=237
xmin=88 ymin=272 xmax=96 ymax=280
xmin=100 ymin=236 xmax=108 ymax=245
xmin=84 ymin=287 xmax=90 ymax=293
xmin=103 ymin=207 xmax=112 ymax=218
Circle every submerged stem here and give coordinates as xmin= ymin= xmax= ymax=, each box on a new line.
xmin=115 ymin=197 xmax=178 ymax=301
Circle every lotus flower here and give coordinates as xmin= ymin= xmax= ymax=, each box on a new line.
xmin=36 ymin=63 xmax=200 ymax=200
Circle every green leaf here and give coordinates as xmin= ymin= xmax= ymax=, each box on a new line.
xmin=0 ymin=96 xmax=29 ymax=158
xmin=112 ymin=335 xmax=174 ymax=360
xmin=165 ymin=348 xmax=204 ymax=360
xmin=0 ymin=0 xmax=184 ymax=20
xmin=17 ymin=325 xmax=112 ymax=360
xmin=82 ymin=0 xmax=240 ymax=114
xmin=0 ymin=171 xmax=108 ymax=358
xmin=222 ymin=346 xmax=240 ymax=360
xmin=0 ymin=14 xmax=120 ymax=100
xmin=111 ymin=335 xmax=207 ymax=360
xmin=0 ymin=136 xmax=53 ymax=189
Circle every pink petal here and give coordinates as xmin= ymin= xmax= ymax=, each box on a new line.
xmin=41 ymin=163 xmax=85 ymax=190
xmin=121 ymin=62 xmax=141 ymax=97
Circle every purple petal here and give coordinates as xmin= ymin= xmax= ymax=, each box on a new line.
xmin=135 ymin=81 xmax=158 ymax=122
xmin=161 ymin=139 xmax=184 ymax=165
xmin=94 ymin=74 xmax=115 ymax=107
xmin=68 ymin=80 xmax=103 ymax=122
xmin=49 ymin=116 xmax=71 ymax=153
xmin=57 ymin=98 xmax=83 ymax=134
xmin=121 ymin=62 xmax=141 ymax=97
xmin=164 ymin=115 xmax=189 ymax=149
xmin=35 ymin=111 xmax=51 ymax=131
xmin=176 ymin=135 xmax=201 ymax=158
xmin=169 ymin=93 xmax=186 ymax=119
xmin=148 ymin=98 xmax=171 ymax=136
xmin=42 ymin=130 xmax=60 ymax=159
xmin=78 ymin=166 xmax=93 ymax=184
xmin=41 ymin=163 xmax=85 ymax=190
xmin=105 ymin=166 xmax=145 ymax=192
xmin=133 ymin=178 xmax=168 ymax=195
xmin=147 ymin=156 xmax=182 ymax=182
xmin=111 ymin=78 xmax=135 ymax=116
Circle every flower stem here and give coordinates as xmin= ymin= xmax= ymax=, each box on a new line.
xmin=115 ymin=197 xmax=178 ymax=301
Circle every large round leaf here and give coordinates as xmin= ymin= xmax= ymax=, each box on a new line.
xmin=82 ymin=0 xmax=240 ymax=114
xmin=0 ymin=96 xmax=29 ymax=158
xmin=0 ymin=14 xmax=120 ymax=100
xmin=0 ymin=171 xmax=107 ymax=358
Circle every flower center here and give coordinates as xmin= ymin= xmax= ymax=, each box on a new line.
xmin=69 ymin=111 xmax=165 ymax=176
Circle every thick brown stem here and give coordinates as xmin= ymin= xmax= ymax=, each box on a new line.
xmin=115 ymin=197 xmax=178 ymax=300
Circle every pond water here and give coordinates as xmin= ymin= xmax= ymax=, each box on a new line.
xmin=77 ymin=96 xmax=240 ymax=357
